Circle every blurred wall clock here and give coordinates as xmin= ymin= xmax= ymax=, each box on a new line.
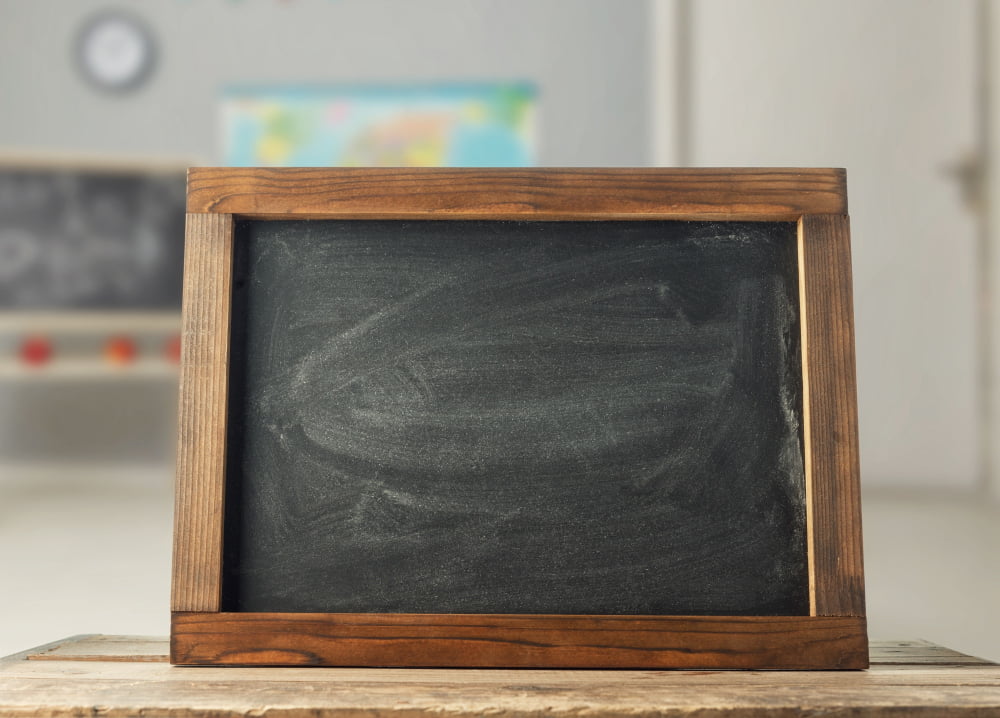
xmin=75 ymin=10 xmax=157 ymax=93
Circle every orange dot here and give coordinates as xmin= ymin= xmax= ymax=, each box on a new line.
xmin=164 ymin=334 xmax=182 ymax=364
xmin=19 ymin=336 xmax=53 ymax=366
xmin=104 ymin=336 xmax=137 ymax=365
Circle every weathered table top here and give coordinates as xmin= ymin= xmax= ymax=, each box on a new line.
xmin=1 ymin=636 xmax=998 ymax=717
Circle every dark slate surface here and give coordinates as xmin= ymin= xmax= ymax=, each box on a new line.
xmin=224 ymin=219 xmax=808 ymax=616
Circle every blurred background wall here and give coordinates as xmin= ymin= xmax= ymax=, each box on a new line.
xmin=0 ymin=1 xmax=649 ymax=164
xmin=0 ymin=0 xmax=997 ymax=661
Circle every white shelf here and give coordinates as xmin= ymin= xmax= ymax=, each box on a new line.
xmin=0 ymin=312 xmax=181 ymax=334
xmin=0 ymin=359 xmax=179 ymax=381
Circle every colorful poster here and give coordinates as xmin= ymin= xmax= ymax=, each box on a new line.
xmin=221 ymin=84 xmax=537 ymax=167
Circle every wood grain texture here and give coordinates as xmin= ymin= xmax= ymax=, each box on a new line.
xmin=26 ymin=636 xmax=168 ymax=663
xmin=6 ymin=637 xmax=997 ymax=718
xmin=170 ymin=613 xmax=868 ymax=669
xmin=186 ymin=167 xmax=847 ymax=220
xmin=873 ymin=640 xmax=995 ymax=666
xmin=171 ymin=172 xmax=865 ymax=670
xmin=799 ymin=215 xmax=865 ymax=617
xmin=22 ymin=637 xmax=977 ymax=666
xmin=171 ymin=213 xmax=234 ymax=612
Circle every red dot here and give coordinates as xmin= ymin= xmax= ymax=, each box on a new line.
xmin=19 ymin=336 xmax=53 ymax=366
xmin=104 ymin=336 xmax=137 ymax=365
xmin=164 ymin=334 xmax=182 ymax=364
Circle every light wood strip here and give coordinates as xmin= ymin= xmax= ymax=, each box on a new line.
xmin=800 ymin=215 xmax=865 ymax=617
xmin=3 ymin=674 xmax=999 ymax=718
xmin=798 ymin=218 xmax=817 ymax=615
xmin=4 ymin=637 xmax=998 ymax=718
xmin=170 ymin=613 xmax=868 ymax=669
xmin=170 ymin=213 xmax=234 ymax=612
xmin=27 ymin=636 xmax=168 ymax=663
xmin=871 ymin=640 xmax=994 ymax=665
xmin=186 ymin=167 xmax=847 ymax=220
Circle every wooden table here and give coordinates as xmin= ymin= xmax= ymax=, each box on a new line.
xmin=1 ymin=636 xmax=998 ymax=717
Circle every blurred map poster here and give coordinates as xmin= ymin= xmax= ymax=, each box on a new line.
xmin=221 ymin=84 xmax=537 ymax=167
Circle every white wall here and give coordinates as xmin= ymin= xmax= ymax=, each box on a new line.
xmin=687 ymin=0 xmax=982 ymax=490
xmin=1 ymin=1 xmax=987 ymax=491
xmin=0 ymin=0 xmax=654 ymax=470
xmin=0 ymin=0 xmax=651 ymax=166
xmin=988 ymin=0 xmax=1000 ymax=503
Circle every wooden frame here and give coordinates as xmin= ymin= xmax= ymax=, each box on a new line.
xmin=171 ymin=168 xmax=866 ymax=669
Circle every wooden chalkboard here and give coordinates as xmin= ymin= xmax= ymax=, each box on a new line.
xmin=172 ymin=168 xmax=866 ymax=669
xmin=0 ymin=162 xmax=186 ymax=309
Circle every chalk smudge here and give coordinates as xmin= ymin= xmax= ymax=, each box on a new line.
xmin=224 ymin=220 xmax=807 ymax=615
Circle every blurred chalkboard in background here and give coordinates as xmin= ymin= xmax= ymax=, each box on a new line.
xmin=0 ymin=165 xmax=186 ymax=310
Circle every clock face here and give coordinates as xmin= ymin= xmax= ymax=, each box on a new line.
xmin=76 ymin=11 xmax=156 ymax=92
